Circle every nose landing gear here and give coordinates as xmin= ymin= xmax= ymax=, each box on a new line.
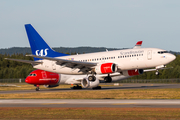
xmin=155 ymin=71 xmax=159 ymax=75
xmin=35 ymin=85 xmax=40 ymax=91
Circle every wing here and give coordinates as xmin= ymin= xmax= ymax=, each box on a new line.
xmin=26 ymin=55 xmax=97 ymax=73
xmin=5 ymin=58 xmax=42 ymax=65
xmin=133 ymin=41 xmax=142 ymax=49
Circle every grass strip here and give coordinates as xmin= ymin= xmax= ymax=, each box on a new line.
xmin=1 ymin=88 xmax=180 ymax=99
xmin=0 ymin=107 xmax=180 ymax=119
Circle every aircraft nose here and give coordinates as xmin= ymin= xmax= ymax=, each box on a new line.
xmin=168 ymin=53 xmax=176 ymax=62
xmin=25 ymin=77 xmax=31 ymax=84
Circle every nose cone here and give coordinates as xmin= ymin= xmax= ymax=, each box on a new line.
xmin=168 ymin=53 xmax=176 ymax=62
xmin=25 ymin=77 xmax=31 ymax=84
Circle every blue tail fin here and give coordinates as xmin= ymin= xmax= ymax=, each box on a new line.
xmin=25 ymin=24 xmax=69 ymax=61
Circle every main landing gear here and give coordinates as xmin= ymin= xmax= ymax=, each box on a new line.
xmin=72 ymin=85 xmax=82 ymax=89
xmin=88 ymin=76 xmax=96 ymax=81
xmin=35 ymin=85 xmax=40 ymax=91
xmin=92 ymin=86 xmax=101 ymax=90
xmin=104 ymin=74 xmax=112 ymax=83
xmin=88 ymin=71 xmax=96 ymax=81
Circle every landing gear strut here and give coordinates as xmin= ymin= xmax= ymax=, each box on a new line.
xmin=35 ymin=85 xmax=40 ymax=91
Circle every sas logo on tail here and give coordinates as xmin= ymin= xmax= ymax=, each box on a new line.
xmin=35 ymin=48 xmax=49 ymax=56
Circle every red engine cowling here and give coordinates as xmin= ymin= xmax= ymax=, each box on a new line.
xmin=95 ymin=63 xmax=117 ymax=74
xmin=25 ymin=69 xmax=60 ymax=85
xmin=122 ymin=69 xmax=143 ymax=76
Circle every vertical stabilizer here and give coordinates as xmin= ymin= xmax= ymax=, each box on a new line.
xmin=25 ymin=24 xmax=69 ymax=61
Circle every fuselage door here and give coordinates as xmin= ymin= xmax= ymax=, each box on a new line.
xmin=147 ymin=50 xmax=152 ymax=60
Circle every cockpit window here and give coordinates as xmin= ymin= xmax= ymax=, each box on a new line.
xmin=28 ymin=73 xmax=37 ymax=76
xmin=158 ymin=51 xmax=168 ymax=54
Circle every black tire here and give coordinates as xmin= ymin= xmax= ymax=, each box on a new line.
xmin=155 ymin=71 xmax=159 ymax=75
xmin=104 ymin=76 xmax=112 ymax=83
xmin=88 ymin=76 xmax=96 ymax=81
xmin=36 ymin=88 xmax=39 ymax=91
xmin=72 ymin=86 xmax=82 ymax=89
xmin=92 ymin=86 xmax=101 ymax=90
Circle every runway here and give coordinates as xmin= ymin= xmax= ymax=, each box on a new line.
xmin=0 ymin=99 xmax=180 ymax=108
xmin=0 ymin=84 xmax=180 ymax=108
xmin=0 ymin=83 xmax=180 ymax=94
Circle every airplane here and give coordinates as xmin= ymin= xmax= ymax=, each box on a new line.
xmin=25 ymin=68 xmax=171 ymax=91
xmin=6 ymin=24 xmax=176 ymax=90
xmin=25 ymin=69 xmax=132 ymax=91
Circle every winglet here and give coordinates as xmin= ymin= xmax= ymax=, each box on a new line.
xmin=133 ymin=41 xmax=143 ymax=49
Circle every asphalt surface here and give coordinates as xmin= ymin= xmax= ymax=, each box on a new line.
xmin=0 ymin=99 xmax=180 ymax=108
xmin=0 ymin=83 xmax=180 ymax=108
xmin=0 ymin=83 xmax=180 ymax=94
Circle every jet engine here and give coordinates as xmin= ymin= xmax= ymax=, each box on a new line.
xmin=122 ymin=69 xmax=143 ymax=76
xmin=95 ymin=63 xmax=117 ymax=74
xmin=44 ymin=85 xmax=59 ymax=88
xmin=81 ymin=77 xmax=99 ymax=88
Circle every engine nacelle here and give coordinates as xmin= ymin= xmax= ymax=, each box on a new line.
xmin=122 ymin=69 xmax=143 ymax=76
xmin=95 ymin=63 xmax=117 ymax=74
xmin=81 ymin=77 xmax=99 ymax=88
xmin=44 ymin=85 xmax=59 ymax=88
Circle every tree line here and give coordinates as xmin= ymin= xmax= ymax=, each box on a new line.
xmin=0 ymin=53 xmax=180 ymax=79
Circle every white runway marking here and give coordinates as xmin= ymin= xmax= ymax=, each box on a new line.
xmin=0 ymin=99 xmax=180 ymax=105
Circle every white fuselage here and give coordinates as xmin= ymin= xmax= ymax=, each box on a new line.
xmin=33 ymin=48 xmax=176 ymax=75
xmin=59 ymin=73 xmax=130 ymax=85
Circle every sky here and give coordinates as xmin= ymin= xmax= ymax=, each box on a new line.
xmin=0 ymin=0 xmax=180 ymax=51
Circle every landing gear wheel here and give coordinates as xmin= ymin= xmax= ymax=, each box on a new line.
xmin=88 ymin=76 xmax=96 ymax=81
xmin=104 ymin=76 xmax=112 ymax=83
xmin=72 ymin=85 xmax=82 ymax=89
xmin=155 ymin=71 xmax=159 ymax=75
xmin=36 ymin=87 xmax=40 ymax=91
xmin=92 ymin=86 xmax=101 ymax=90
